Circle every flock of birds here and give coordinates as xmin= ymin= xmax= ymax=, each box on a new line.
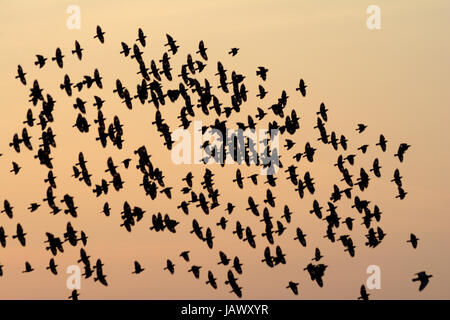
xmin=4 ymin=25 xmax=432 ymax=300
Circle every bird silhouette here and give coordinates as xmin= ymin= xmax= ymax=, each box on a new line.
xmin=412 ymin=272 xmax=432 ymax=291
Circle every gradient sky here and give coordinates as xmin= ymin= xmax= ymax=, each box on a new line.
xmin=0 ymin=0 xmax=449 ymax=299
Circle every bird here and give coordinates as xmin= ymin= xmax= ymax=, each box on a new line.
xmin=10 ymin=162 xmax=21 ymax=175
xmin=376 ymin=134 xmax=388 ymax=152
xmin=136 ymin=28 xmax=147 ymax=47
xmin=412 ymin=272 xmax=432 ymax=291
xmin=407 ymin=234 xmax=419 ymax=249
xmin=188 ymin=265 xmax=201 ymax=278
xmin=94 ymin=25 xmax=105 ymax=43
xmin=132 ymin=261 xmax=145 ymax=274
xmin=357 ymin=145 xmax=369 ymax=154
xmin=197 ymin=40 xmax=208 ymax=60
xmin=23 ymin=262 xmax=34 ymax=273
xmin=296 ymin=79 xmax=307 ymax=97
xmin=180 ymin=251 xmax=190 ymax=262
xmin=15 ymin=65 xmax=26 ymax=85
xmin=51 ymin=48 xmax=64 ymax=68
xmin=46 ymin=258 xmax=58 ymax=275
xmin=256 ymin=67 xmax=268 ymax=81
xmin=122 ymin=158 xmax=132 ymax=168
xmin=394 ymin=143 xmax=411 ymax=162
xmin=356 ymin=124 xmax=367 ymax=133
xmin=164 ymin=259 xmax=175 ymax=274
xmin=35 ymin=55 xmax=47 ymax=68
xmin=228 ymin=48 xmax=239 ymax=56
xmin=72 ymin=41 xmax=84 ymax=60
xmin=358 ymin=285 xmax=370 ymax=300
xmin=286 ymin=281 xmax=299 ymax=295
xmin=69 ymin=290 xmax=80 ymax=300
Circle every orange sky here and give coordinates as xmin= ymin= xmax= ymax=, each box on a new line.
xmin=0 ymin=0 xmax=449 ymax=299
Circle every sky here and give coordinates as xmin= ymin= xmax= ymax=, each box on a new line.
xmin=0 ymin=0 xmax=449 ymax=299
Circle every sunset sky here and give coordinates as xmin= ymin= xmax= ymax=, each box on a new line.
xmin=0 ymin=0 xmax=449 ymax=299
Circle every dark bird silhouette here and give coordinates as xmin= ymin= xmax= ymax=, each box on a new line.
xmin=391 ymin=169 xmax=403 ymax=187
xmin=10 ymin=162 xmax=21 ymax=175
xmin=358 ymin=145 xmax=369 ymax=154
xmin=132 ymin=261 xmax=145 ymax=274
xmin=287 ymin=281 xmax=299 ymax=295
xmin=296 ymin=79 xmax=307 ymax=97
xmin=35 ymin=55 xmax=47 ymax=68
xmin=396 ymin=186 xmax=407 ymax=200
xmin=165 ymin=34 xmax=179 ymax=55
xmin=72 ymin=40 xmax=84 ymax=60
xmin=229 ymin=48 xmax=239 ymax=56
xmin=137 ymin=28 xmax=147 ymax=47
xmin=69 ymin=290 xmax=79 ymax=301
xmin=356 ymin=123 xmax=367 ymax=133
xmin=225 ymin=270 xmax=242 ymax=298
xmin=218 ymin=251 xmax=230 ymax=266
xmin=197 ymin=40 xmax=208 ymax=60
xmin=344 ymin=217 xmax=354 ymax=231
xmin=164 ymin=259 xmax=175 ymax=274
xmin=28 ymin=203 xmax=41 ymax=213
xmin=376 ymin=134 xmax=388 ymax=152
xmin=0 ymin=227 xmax=8 ymax=248
xmin=188 ymin=265 xmax=201 ymax=279
xmin=52 ymin=48 xmax=64 ymax=68
xmin=93 ymin=259 xmax=108 ymax=286
xmin=46 ymin=258 xmax=58 ymax=275
xmin=180 ymin=251 xmax=190 ymax=262
xmin=206 ymin=271 xmax=217 ymax=289
xmin=60 ymin=74 xmax=73 ymax=96
xmin=312 ymin=248 xmax=323 ymax=262
xmin=370 ymin=158 xmax=382 ymax=178
xmin=16 ymin=65 xmax=27 ymax=85
xmin=346 ymin=154 xmax=356 ymax=165
xmin=294 ymin=227 xmax=307 ymax=247
xmin=256 ymin=66 xmax=268 ymax=81
xmin=120 ymin=42 xmax=130 ymax=57
xmin=407 ymin=233 xmax=419 ymax=249
xmin=358 ymin=285 xmax=370 ymax=300
xmin=317 ymin=103 xmax=328 ymax=121
xmin=412 ymin=272 xmax=432 ymax=291
xmin=23 ymin=261 xmax=34 ymax=273
xmin=394 ymin=143 xmax=411 ymax=162
xmin=257 ymin=85 xmax=268 ymax=99
xmin=233 ymin=257 xmax=243 ymax=275
xmin=94 ymin=25 xmax=105 ymax=43
xmin=12 ymin=224 xmax=26 ymax=246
